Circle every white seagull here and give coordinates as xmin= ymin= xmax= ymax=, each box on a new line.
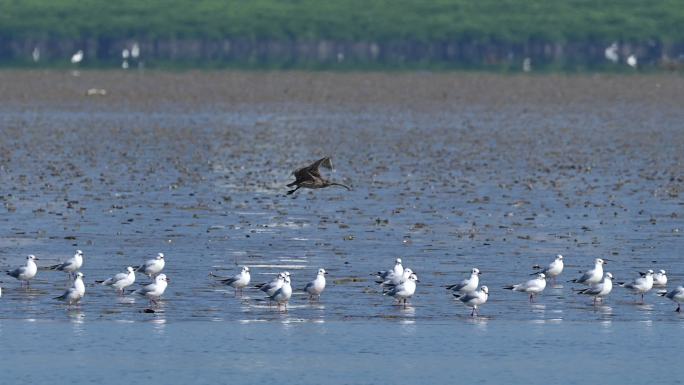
xmin=373 ymin=258 xmax=404 ymax=280
xmin=55 ymin=272 xmax=85 ymax=306
xmin=454 ymin=285 xmax=489 ymax=316
xmin=577 ymin=272 xmax=613 ymax=304
xmin=71 ymin=50 xmax=83 ymax=64
xmin=6 ymin=254 xmax=39 ymax=286
xmin=383 ymin=273 xmax=419 ymax=307
xmin=619 ymin=270 xmax=654 ymax=303
xmin=304 ymin=268 xmax=328 ymax=301
xmin=659 ymin=286 xmax=684 ymax=312
xmin=255 ymin=272 xmax=286 ymax=297
xmin=135 ymin=274 xmax=169 ymax=305
xmin=48 ymin=250 xmax=84 ymax=279
xmin=652 ymin=270 xmax=667 ymax=286
xmin=379 ymin=267 xmax=414 ymax=287
xmin=268 ymin=275 xmax=292 ymax=310
xmin=97 ymin=266 xmax=136 ymax=295
xmin=446 ymin=268 xmax=480 ymax=294
xmin=533 ymin=254 xmax=564 ymax=282
xmin=505 ymin=273 xmax=547 ymax=302
xmin=134 ymin=252 xmax=165 ymax=277
xmin=218 ymin=266 xmax=251 ymax=297
xmin=571 ymin=258 xmax=606 ymax=285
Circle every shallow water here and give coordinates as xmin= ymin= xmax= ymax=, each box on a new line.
xmin=0 ymin=72 xmax=683 ymax=383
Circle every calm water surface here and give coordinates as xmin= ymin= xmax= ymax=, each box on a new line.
xmin=0 ymin=80 xmax=682 ymax=383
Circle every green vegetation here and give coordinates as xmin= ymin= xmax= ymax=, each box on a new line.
xmin=2 ymin=0 xmax=682 ymax=42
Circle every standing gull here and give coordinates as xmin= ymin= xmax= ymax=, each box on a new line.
xmin=652 ymin=270 xmax=667 ymax=287
xmin=48 ymin=250 xmax=84 ymax=280
xmin=384 ymin=273 xmax=419 ymax=307
xmin=533 ymin=254 xmax=564 ymax=283
xmin=287 ymin=156 xmax=350 ymax=195
xmin=135 ymin=274 xmax=169 ymax=306
xmin=659 ymin=286 xmax=684 ymax=312
xmin=55 ymin=272 xmax=85 ymax=306
xmin=303 ymin=268 xmax=328 ymax=301
xmin=97 ymin=267 xmax=136 ymax=295
xmin=577 ymin=272 xmax=613 ymax=304
xmin=619 ymin=270 xmax=654 ymax=303
xmin=446 ymin=268 xmax=480 ymax=294
xmin=269 ymin=275 xmax=292 ymax=310
xmin=6 ymin=255 xmax=39 ymax=287
xmin=570 ymin=258 xmax=606 ymax=285
xmin=133 ymin=252 xmax=165 ymax=278
xmin=504 ymin=273 xmax=547 ymax=302
xmin=373 ymin=258 xmax=403 ymax=281
xmin=454 ymin=286 xmax=489 ymax=317
xmin=215 ymin=266 xmax=251 ymax=297
xmin=255 ymin=272 xmax=287 ymax=296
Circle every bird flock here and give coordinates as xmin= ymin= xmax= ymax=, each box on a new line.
xmin=2 ymin=157 xmax=683 ymax=317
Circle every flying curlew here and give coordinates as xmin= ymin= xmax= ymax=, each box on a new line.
xmin=287 ymin=156 xmax=350 ymax=195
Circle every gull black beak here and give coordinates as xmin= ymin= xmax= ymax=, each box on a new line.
xmin=324 ymin=272 xmax=329 ymax=275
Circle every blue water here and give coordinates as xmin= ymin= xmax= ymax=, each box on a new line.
xmin=0 ymin=75 xmax=683 ymax=384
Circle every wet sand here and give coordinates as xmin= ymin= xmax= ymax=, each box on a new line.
xmin=0 ymin=70 xmax=682 ymax=384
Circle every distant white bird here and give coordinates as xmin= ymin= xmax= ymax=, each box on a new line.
xmin=577 ymin=272 xmax=613 ymax=304
xmin=303 ymin=268 xmax=328 ymax=300
xmin=533 ymin=255 xmax=564 ymax=282
xmin=604 ymin=42 xmax=619 ymax=63
xmin=55 ymin=272 xmax=85 ymax=306
xmin=32 ymin=47 xmax=40 ymax=62
xmin=268 ymin=275 xmax=292 ymax=310
xmin=71 ymin=50 xmax=83 ymax=64
xmin=626 ymin=54 xmax=637 ymax=68
xmin=48 ymin=250 xmax=84 ymax=279
xmin=122 ymin=49 xmax=130 ymax=59
xmin=652 ymin=270 xmax=667 ymax=286
xmin=373 ymin=258 xmax=403 ymax=280
xmin=131 ymin=42 xmax=140 ymax=59
xmin=97 ymin=266 xmax=136 ymax=295
xmin=6 ymin=255 xmax=39 ymax=286
xmin=255 ymin=272 xmax=286 ymax=297
xmin=446 ymin=268 xmax=480 ymax=294
xmin=383 ymin=273 xmax=418 ymax=307
xmin=134 ymin=252 xmax=165 ymax=277
xmin=619 ymin=270 xmax=654 ymax=303
xmin=122 ymin=60 xmax=129 ymax=69
xmin=217 ymin=266 xmax=251 ymax=296
xmin=522 ymin=57 xmax=532 ymax=73
xmin=135 ymin=274 xmax=169 ymax=305
xmin=571 ymin=258 xmax=606 ymax=285
xmin=505 ymin=273 xmax=547 ymax=302
xmin=659 ymin=286 xmax=684 ymax=312
xmin=453 ymin=285 xmax=489 ymax=316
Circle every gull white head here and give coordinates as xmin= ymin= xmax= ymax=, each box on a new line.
xmin=408 ymin=273 xmax=419 ymax=282
xmin=242 ymin=266 xmax=250 ymax=272
xmin=76 ymin=272 xmax=84 ymax=279
xmin=556 ymin=254 xmax=563 ymax=260
xmin=472 ymin=268 xmax=481 ymax=275
xmin=395 ymin=258 xmax=402 ymax=265
xmin=76 ymin=250 xmax=83 ymax=256
xmin=659 ymin=269 xmax=666 ymax=275
xmin=284 ymin=275 xmax=291 ymax=284
xmin=156 ymin=274 xmax=169 ymax=283
xmin=645 ymin=269 xmax=654 ymax=276
xmin=404 ymin=268 xmax=413 ymax=275
xmin=480 ymin=286 xmax=489 ymax=294
xmin=284 ymin=271 xmax=291 ymax=277
xmin=538 ymin=273 xmax=546 ymax=280
xmin=157 ymin=253 xmax=164 ymax=260
xmin=318 ymin=268 xmax=327 ymax=275
xmin=596 ymin=258 xmax=605 ymax=265
xmin=605 ymin=272 xmax=613 ymax=279
xmin=126 ymin=266 xmax=135 ymax=273
xmin=27 ymin=254 xmax=39 ymax=261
